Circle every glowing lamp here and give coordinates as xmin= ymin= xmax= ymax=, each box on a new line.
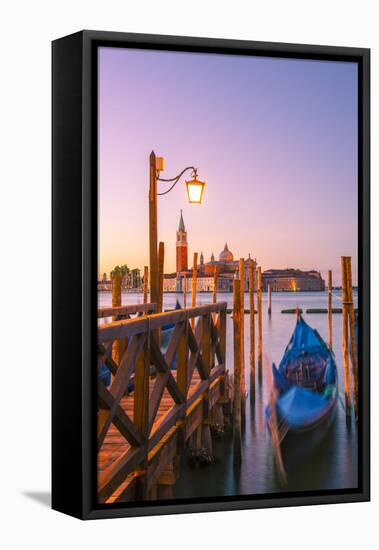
xmin=186 ymin=176 xmax=205 ymax=204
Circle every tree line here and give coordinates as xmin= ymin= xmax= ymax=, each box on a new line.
xmin=101 ymin=265 xmax=142 ymax=289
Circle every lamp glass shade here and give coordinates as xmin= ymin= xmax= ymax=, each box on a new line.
xmin=186 ymin=178 xmax=205 ymax=204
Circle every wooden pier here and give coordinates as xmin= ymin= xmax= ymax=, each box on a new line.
xmin=97 ymin=302 xmax=229 ymax=503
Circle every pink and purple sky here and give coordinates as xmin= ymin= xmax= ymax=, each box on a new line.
xmin=98 ymin=47 xmax=358 ymax=285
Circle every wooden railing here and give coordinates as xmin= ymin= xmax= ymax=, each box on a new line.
xmin=97 ymin=302 xmax=227 ymax=502
xmin=98 ymin=302 xmax=157 ymax=322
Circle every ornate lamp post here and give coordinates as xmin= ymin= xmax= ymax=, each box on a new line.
xmin=149 ymin=151 xmax=206 ymax=306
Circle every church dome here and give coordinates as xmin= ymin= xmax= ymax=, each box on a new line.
xmin=219 ymin=243 xmax=233 ymax=262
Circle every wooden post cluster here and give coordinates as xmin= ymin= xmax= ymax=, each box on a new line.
xmin=342 ymin=256 xmax=358 ymax=419
xmin=248 ymin=259 xmax=256 ymax=400
xmin=233 ymin=278 xmax=242 ymax=465
xmin=328 ymin=270 xmax=333 ymax=349
xmin=257 ymin=266 xmax=263 ymax=380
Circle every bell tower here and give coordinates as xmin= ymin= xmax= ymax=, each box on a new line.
xmin=176 ymin=210 xmax=188 ymax=272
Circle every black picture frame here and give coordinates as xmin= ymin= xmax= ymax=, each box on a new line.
xmin=52 ymin=30 xmax=370 ymax=520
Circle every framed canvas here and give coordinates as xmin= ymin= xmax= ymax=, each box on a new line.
xmin=52 ymin=30 xmax=370 ymax=520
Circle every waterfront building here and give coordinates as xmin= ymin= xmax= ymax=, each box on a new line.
xmin=198 ymin=245 xmax=256 ymax=291
xmin=262 ymin=268 xmax=325 ymax=292
xmin=174 ymin=272 xmax=233 ymax=293
xmin=162 ymin=273 xmax=177 ymax=292
xmin=97 ymin=277 xmax=112 ymax=291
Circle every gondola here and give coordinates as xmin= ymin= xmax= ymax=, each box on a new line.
xmin=266 ymin=313 xmax=338 ymax=477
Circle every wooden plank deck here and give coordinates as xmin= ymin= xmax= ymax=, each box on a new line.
xmin=98 ymin=370 xmax=222 ymax=477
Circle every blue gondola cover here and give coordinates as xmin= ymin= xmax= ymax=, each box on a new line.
xmin=99 ymin=363 xmax=111 ymax=387
xmin=267 ymin=315 xmax=338 ymax=434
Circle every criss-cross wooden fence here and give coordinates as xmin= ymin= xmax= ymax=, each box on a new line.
xmin=97 ymin=302 xmax=228 ymax=503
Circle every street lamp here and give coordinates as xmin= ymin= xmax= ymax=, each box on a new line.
xmin=156 ymin=163 xmax=206 ymax=205
xmin=149 ymin=151 xmax=205 ymax=308
xmin=186 ymin=174 xmax=206 ymax=204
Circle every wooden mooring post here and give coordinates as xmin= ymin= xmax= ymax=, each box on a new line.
xmin=233 ymin=278 xmax=242 ymax=465
xmin=257 ymin=266 xmax=263 ymax=380
xmin=191 ymin=253 xmax=198 ymax=330
xmin=201 ymin=312 xmax=213 ymax=458
xmin=143 ymin=265 xmax=149 ymax=304
xmin=133 ymin=330 xmax=150 ymax=500
xmin=328 ymin=270 xmax=333 ymax=349
xmin=112 ymin=272 xmax=122 ymax=309
xmin=346 ymin=256 xmax=358 ymax=419
xmin=183 ymin=273 xmax=187 ymax=308
xmin=248 ymin=259 xmax=255 ymax=399
xmin=341 ymin=257 xmax=351 ymax=417
xmin=111 ymin=273 xmax=124 ymax=367
xmin=268 ymin=283 xmax=272 ymax=315
xmin=213 ymin=265 xmax=218 ymax=304
xmin=158 ymin=242 xmax=164 ymax=313
xmin=239 ymin=259 xmax=246 ymax=425
xmin=149 ymin=151 xmax=159 ymax=306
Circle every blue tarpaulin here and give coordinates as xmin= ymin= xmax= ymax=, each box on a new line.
xmin=99 ymin=363 xmax=111 ymax=387
xmin=267 ymin=315 xmax=337 ymax=432
xmin=279 ymin=316 xmax=329 ymax=371
xmin=276 ymin=386 xmax=328 ymax=429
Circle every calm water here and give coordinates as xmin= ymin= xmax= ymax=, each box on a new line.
xmin=98 ymin=290 xmax=358 ymax=497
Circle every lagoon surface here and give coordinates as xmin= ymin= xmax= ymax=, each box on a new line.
xmin=98 ymin=290 xmax=358 ymax=498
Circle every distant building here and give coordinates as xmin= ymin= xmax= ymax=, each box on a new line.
xmin=176 ymin=272 xmax=232 ymax=293
xmin=98 ymin=276 xmax=112 ymax=291
xmin=262 ymin=269 xmax=325 ymax=292
xmin=163 ymin=212 xmax=256 ymax=292
xmin=176 ymin=210 xmax=188 ymax=272
xmin=162 ymin=273 xmax=177 ymax=292
xmin=198 ymin=243 xmax=257 ymax=291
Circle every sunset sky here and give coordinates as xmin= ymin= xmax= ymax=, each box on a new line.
xmin=98 ymin=47 xmax=358 ymax=284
